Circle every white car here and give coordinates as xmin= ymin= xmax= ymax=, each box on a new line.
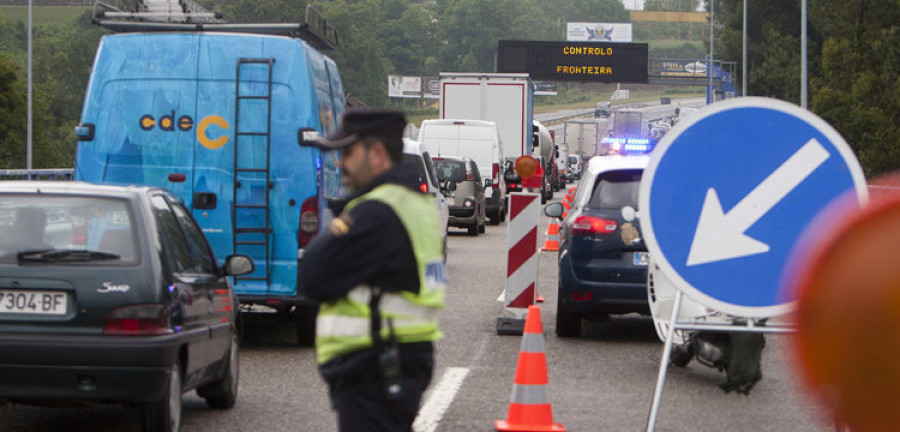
xmin=402 ymin=138 xmax=450 ymax=256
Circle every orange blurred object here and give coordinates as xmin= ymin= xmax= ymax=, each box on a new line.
xmin=515 ymin=156 xmax=539 ymax=180
xmin=793 ymin=178 xmax=900 ymax=432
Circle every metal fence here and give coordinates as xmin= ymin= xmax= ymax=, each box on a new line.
xmin=0 ymin=169 xmax=75 ymax=181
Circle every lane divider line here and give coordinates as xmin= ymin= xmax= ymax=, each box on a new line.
xmin=413 ymin=367 xmax=470 ymax=432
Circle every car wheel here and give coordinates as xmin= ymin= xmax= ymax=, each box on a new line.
xmin=555 ymin=289 xmax=581 ymax=338
xmin=198 ymin=332 xmax=239 ymax=409
xmin=295 ymin=304 xmax=318 ymax=347
xmin=467 ymin=221 xmax=478 ymax=236
xmin=140 ymin=364 xmax=182 ymax=432
xmin=478 ymin=221 xmax=485 ymax=234
xmin=489 ymin=211 xmax=499 ymax=226
xmin=670 ymin=343 xmax=693 ymax=367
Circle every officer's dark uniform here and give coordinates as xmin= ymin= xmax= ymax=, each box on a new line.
xmin=298 ymin=109 xmax=444 ymax=432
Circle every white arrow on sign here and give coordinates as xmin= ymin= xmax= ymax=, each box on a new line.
xmin=686 ymin=138 xmax=830 ymax=266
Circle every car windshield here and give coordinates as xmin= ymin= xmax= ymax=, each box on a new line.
xmin=434 ymin=160 xmax=467 ymax=183
xmin=0 ymin=195 xmax=138 ymax=264
xmin=587 ymin=169 xmax=643 ymax=210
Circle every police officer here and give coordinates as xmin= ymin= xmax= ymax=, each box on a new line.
xmin=298 ymin=109 xmax=446 ymax=432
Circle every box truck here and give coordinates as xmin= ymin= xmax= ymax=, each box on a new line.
xmin=563 ymin=119 xmax=602 ymax=159
xmin=73 ymin=6 xmax=344 ymax=345
xmin=439 ymin=73 xmax=537 ymax=210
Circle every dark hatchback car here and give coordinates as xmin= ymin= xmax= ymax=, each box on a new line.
xmin=544 ymin=156 xmax=650 ymax=337
xmin=0 ymin=182 xmax=253 ymax=432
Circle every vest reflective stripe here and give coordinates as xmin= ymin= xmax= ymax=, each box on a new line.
xmin=315 ymin=184 xmax=445 ymax=364
xmin=317 ymin=314 xmax=438 ymax=339
xmin=345 ymin=285 xmax=441 ymax=322
xmin=510 ymin=384 xmax=549 ymax=405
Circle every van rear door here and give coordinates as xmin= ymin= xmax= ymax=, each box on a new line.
xmin=75 ymin=34 xmax=200 ymax=208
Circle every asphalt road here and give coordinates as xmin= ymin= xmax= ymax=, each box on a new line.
xmin=0 ymin=186 xmax=833 ymax=432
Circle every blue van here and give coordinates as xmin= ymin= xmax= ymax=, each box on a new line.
xmin=74 ymin=26 xmax=345 ymax=345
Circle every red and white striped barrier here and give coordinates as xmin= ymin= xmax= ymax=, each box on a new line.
xmin=498 ymin=193 xmax=540 ymax=335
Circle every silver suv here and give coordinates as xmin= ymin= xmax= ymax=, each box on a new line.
xmin=433 ymin=156 xmax=487 ymax=236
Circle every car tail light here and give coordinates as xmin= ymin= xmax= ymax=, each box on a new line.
xmin=570 ymin=291 xmax=593 ymax=302
xmin=298 ymin=196 xmax=319 ymax=248
xmin=572 ymin=215 xmax=617 ymax=235
xmin=420 ymin=183 xmax=429 ymax=193
xmin=104 ymin=304 xmax=171 ymax=335
xmin=492 ymin=163 xmax=500 ymax=189
xmin=465 ymin=163 xmax=474 ymax=181
xmin=464 ymin=198 xmax=475 ymax=208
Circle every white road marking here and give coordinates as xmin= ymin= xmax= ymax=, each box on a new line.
xmin=413 ymin=367 xmax=470 ymax=432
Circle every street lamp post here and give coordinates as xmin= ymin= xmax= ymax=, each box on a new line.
xmin=708 ymin=0 xmax=714 ymax=104
xmin=801 ymin=0 xmax=808 ymax=108
xmin=27 ymin=0 xmax=33 ymax=170
xmin=743 ymin=0 xmax=748 ymax=97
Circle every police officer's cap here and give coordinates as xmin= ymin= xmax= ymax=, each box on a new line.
xmin=314 ymin=108 xmax=407 ymax=150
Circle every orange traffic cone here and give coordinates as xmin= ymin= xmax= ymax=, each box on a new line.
xmin=496 ymin=306 xmax=566 ymax=432
xmin=541 ymin=218 xmax=560 ymax=252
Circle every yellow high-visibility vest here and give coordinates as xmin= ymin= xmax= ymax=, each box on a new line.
xmin=315 ymin=184 xmax=446 ymax=364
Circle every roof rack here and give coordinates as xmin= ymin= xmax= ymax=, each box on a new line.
xmin=92 ymin=2 xmax=340 ymax=51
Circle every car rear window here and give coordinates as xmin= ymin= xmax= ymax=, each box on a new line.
xmin=587 ymin=169 xmax=643 ymax=209
xmin=402 ymin=154 xmax=428 ymax=186
xmin=434 ymin=160 xmax=467 ymax=183
xmin=0 ymin=195 xmax=138 ymax=263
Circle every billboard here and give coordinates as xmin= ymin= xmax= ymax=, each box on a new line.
xmin=423 ymin=77 xmax=440 ymax=99
xmin=658 ymin=59 xmax=708 ymax=77
xmin=567 ymin=23 xmax=633 ymax=42
xmin=388 ymin=75 xmax=421 ymax=98
xmin=496 ymin=40 xmax=649 ymax=83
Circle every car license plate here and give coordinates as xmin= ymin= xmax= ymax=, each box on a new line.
xmin=633 ymin=252 xmax=649 ymax=266
xmin=0 ymin=289 xmax=68 ymax=315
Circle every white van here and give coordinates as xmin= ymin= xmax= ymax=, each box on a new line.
xmin=567 ymin=154 xmax=584 ymax=180
xmin=419 ymin=119 xmax=507 ymax=225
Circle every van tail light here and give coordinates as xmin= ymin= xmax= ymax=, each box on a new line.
xmin=299 ymin=196 xmax=319 ymax=248
xmin=492 ymin=163 xmax=500 ymax=189
xmin=104 ymin=304 xmax=171 ymax=335
xmin=572 ymin=215 xmax=617 ymax=235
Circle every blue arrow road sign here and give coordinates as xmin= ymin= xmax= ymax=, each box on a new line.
xmin=640 ymin=97 xmax=868 ymax=318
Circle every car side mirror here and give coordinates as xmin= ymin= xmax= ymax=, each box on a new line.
xmin=224 ymin=255 xmax=255 ymax=276
xmin=543 ymin=202 xmax=564 ymax=218
xmin=484 ymin=179 xmax=493 ymax=188
xmin=443 ymin=180 xmax=457 ymax=192
xmin=298 ymin=127 xmax=320 ymax=147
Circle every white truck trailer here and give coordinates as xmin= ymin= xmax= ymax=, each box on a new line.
xmin=563 ymin=118 xmax=602 ymax=159
xmin=439 ymin=72 xmax=536 ymax=217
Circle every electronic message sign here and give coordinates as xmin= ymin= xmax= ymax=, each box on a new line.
xmin=497 ymin=40 xmax=648 ymax=83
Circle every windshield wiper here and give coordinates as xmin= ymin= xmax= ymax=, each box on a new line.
xmin=17 ymin=249 xmax=121 ymax=262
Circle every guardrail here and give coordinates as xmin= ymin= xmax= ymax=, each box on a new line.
xmin=0 ymin=169 xmax=75 ymax=180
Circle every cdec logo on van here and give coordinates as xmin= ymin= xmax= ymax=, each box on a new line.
xmin=139 ymin=111 xmax=231 ymax=150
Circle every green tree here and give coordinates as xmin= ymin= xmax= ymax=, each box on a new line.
xmin=0 ymin=51 xmax=25 ymax=168
xmin=811 ymin=23 xmax=900 ymax=176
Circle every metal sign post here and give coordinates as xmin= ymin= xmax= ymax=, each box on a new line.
xmin=639 ymin=97 xmax=868 ymax=430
